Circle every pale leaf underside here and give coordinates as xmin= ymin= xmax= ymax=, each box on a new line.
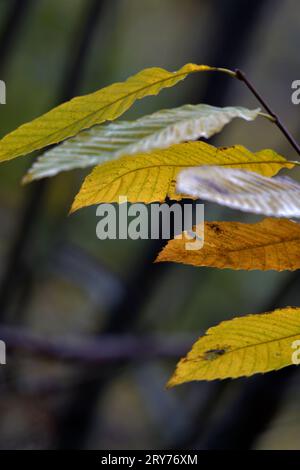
xmin=177 ymin=166 xmax=300 ymax=218
xmin=24 ymin=105 xmax=260 ymax=181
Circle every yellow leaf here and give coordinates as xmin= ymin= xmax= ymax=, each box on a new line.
xmin=71 ymin=142 xmax=292 ymax=212
xmin=156 ymin=218 xmax=300 ymax=271
xmin=168 ymin=307 xmax=300 ymax=385
xmin=0 ymin=64 xmax=214 ymax=163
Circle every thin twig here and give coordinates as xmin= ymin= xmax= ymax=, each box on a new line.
xmin=235 ymin=69 xmax=300 ymax=157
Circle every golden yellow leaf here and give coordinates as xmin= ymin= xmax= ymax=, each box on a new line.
xmin=156 ymin=218 xmax=300 ymax=271
xmin=70 ymin=142 xmax=292 ymax=212
xmin=168 ymin=307 xmax=300 ymax=385
xmin=0 ymin=64 xmax=214 ymax=164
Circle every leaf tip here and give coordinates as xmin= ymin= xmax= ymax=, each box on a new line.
xmin=165 ymin=374 xmax=178 ymax=389
xmin=154 ymin=249 xmax=167 ymax=263
xmin=21 ymin=173 xmax=33 ymax=185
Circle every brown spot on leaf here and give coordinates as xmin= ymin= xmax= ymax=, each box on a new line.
xmin=203 ymin=348 xmax=227 ymax=361
xmin=209 ymin=223 xmax=223 ymax=235
xmin=219 ymin=145 xmax=236 ymax=151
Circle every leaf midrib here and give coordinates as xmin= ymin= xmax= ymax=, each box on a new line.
xmin=96 ymin=159 xmax=292 ymax=189
xmin=216 ymin=234 xmax=300 ymax=254
xmin=188 ymin=326 xmax=300 ymax=363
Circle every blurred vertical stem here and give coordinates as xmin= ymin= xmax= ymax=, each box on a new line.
xmin=0 ymin=0 xmax=107 ymax=320
xmin=0 ymin=0 xmax=34 ymax=73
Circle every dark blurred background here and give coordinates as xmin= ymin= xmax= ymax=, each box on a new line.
xmin=0 ymin=0 xmax=300 ymax=450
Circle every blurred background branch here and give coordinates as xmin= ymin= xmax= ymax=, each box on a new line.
xmin=0 ymin=327 xmax=193 ymax=363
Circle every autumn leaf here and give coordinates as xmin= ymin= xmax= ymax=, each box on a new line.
xmin=0 ymin=64 xmax=216 ymax=164
xmin=70 ymin=142 xmax=291 ymax=212
xmin=24 ymin=105 xmax=260 ymax=182
xmin=168 ymin=307 xmax=300 ymax=385
xmin=156 ymin=218 xmax=300 ymax=271
xmin=177 ymin=165 xmax=300 ymax=218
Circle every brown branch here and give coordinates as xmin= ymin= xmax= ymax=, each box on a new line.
xmin=235 ymin=68 xmax=300 ymax=157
